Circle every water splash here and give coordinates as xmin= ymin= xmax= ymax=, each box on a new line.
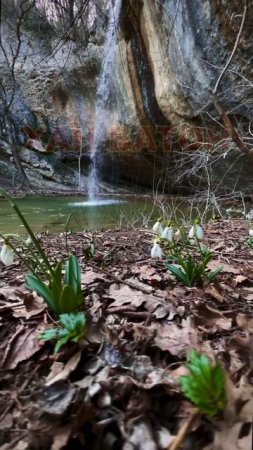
xmin=68 ymin=199 xmax=124 ymax=207
xmin=87 ymin=0 xmax=122 ymax=200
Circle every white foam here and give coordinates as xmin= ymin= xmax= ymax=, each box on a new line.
xmin=68 ymin=199 xmax=125 ymax=207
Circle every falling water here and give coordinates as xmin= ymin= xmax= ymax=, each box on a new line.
xmin=87 ymin=0 xmax=122 ymax=200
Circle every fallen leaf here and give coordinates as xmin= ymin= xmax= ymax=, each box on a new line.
xmin=51 ymin=427 xmax=72 ymax=450
xmin=81 ymin=269 xmax=106 ymax=285
xmin=13 ymin=291 xmax=46 ymax=319
xmin=108 ymin=284 xmax=175 ymax=319
xmin=205 ymin=286 xmax=224 ymax=302
xmin=45 ymin=351 xmax=81 ymax=386
xmin=123 ymin=420 xmax=157 ymax=450
xmin=193 ymin=302 xmax=232 ymax=331
xmin=39 ymin=382 xmax=76 ymax=415
xmin=153 ymin=318 xmax=209 ymax=357
xmin=1 ymin=324 xmax=43 ymax=370
xmin=203 ymin=422 xmax=251 ymax=450
xmin=207 ymin=261 xmax=240 ymax=274
xmin=234 ymin=275 xmax=247 ymax=285
xmin=0 ymin=413 xmax=13 ymax=430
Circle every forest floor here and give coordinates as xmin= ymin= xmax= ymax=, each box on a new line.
xmin=0 ymin=220 xmax=253 ymax=450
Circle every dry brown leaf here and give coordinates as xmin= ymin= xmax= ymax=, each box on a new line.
xmin=108 ymin=284 xmax=174 ymax=319
xmin=13 ymin=291 xmax=46 ymax=319
xmin=205 ymin=286 xmax=224 ymax=302
xmin=45 ymin=351 xmax=82 ymax=386
xmin=236 ymin=313 xmax=253 ymax=333
xmin=51 ymin=427 xmax=72 ymax=450
xmin=193 ymin=303 xmax=232 ymax=331
xmin=108 ymin=284 xmax=145 ymax=309
xmin=153 ymin=317 xmax=209 ymax=357
xmin=0 ymin=413 xmax=13 ymax=430
xmin=241 ymin=292 xmax=253 ymax=301
xmin=207 ymin=261 xmax=240 ymax=274
xmin=1 ymin=324 xmax=43 ymax=370
xmin=234 ymin=275 xmax=247 ymax=285
xmin=0 ymin=287 xmax=22 ymax=302
xmin=203 ymin=422 xmax=251 ymax=450
xmin=81 ymin=269 xmax=106 ymax=285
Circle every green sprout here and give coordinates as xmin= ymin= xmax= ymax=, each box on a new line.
xmin=247 ymin=237 xmax=253 ymax=248
xmin=39 ymin=312 xmax=86 ymax=353
xmin=165 ymin=233 xmax=222 ymax=287
xmin=180 ymin=350 xmax=227 ymax=416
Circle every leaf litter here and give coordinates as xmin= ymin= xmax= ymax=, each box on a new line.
xmin=0 ymin=222 xmax=253 ymax=448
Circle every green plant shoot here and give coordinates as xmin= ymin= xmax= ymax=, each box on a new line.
xmin=0 ymin=188 xmax=83 ymax=315
xmin=38 ymin=312 xmax=86 ymax=353
xmin=165 ymin=241 xmax=222 ymax=287
xmin=26 ymin=254 xmax=82 ymax=314
xmin=179 ymin=350 xmax=226 ymax=416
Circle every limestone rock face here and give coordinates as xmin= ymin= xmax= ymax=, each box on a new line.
xmin=0 ymin=1 xmax=253 ymax=193
xmin=111 ymin=0 xmax=253 ymax=192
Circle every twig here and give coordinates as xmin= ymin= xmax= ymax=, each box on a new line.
xmin=87 ymin=261 xmax=159 ymax=295
xmin=168 ymin=408 xmax=200 ymax=450
xmin=212 ymin=0 xmax=248 ymax=96
xmin=211 ymin=1 xmax=251 ymax=158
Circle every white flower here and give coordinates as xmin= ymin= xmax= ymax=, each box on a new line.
xmin=152 ymin=220 xmax=163 ymax=236
xmin=161 ymin=226 xmax=173 ymax=241
xmin=151 ymin=242 xmax=162 ymax=259
xmin=189 ymin=224 xmax=204 ymax=240
xmin=249 ymin=229 xmax=253 ymax=237
xmin=0 ymin=244 xmax=14 ymax=266
xmin=25 ymin=237 xmax=32 ymax=246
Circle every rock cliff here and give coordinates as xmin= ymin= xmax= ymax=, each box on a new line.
xmin=0 ymin=0 xmax=252 ymax=194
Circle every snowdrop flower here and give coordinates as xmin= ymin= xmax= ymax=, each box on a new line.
xmin=25 ymin=237 xmax=32 ymax=246
xmin=151 ymin=241 xmax=162 ymax=259
xmin=152 ymin=220 xmax=163 ymax=236
xmin=249 ymin=229 xmax=253 ymax=237
xmin=0 ymin=244 xmax=14 ymax=266
xmin=189 ymin=223 xmax=204 ymax=240
xmin=161 ymin=226 xmax=173 ymax=241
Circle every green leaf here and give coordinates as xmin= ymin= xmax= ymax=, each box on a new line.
xmin=26 ymin=274 xmax=56 ymax=312
xmin=64 ymin=255 xmax=81 ymax=295
xmin=59 ymin=284 xmax=79 ymax=314
xmin=54 ymin=334 xmax=70 ymax=353
xmin=38 ymin=328 xmax=59 ymax=341
xmin=53 ymin=261 xmax=63 ymax=289
xmin=179 ymin=351 xmax=226 ymax=417
xmin=59 ymin=312 xmax=86 ymax=332
xmin=166 ymin=264 xmax=189 ymax=285
xmin=208 ymin=266 xmax=223 ymax=282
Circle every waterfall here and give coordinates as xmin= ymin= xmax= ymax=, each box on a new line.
xmin=87 ymin=0 xmax=122 ymax=200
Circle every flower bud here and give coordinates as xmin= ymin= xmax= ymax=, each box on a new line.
xmin=161 ymin=226 xmax=173 ymax=241
xmin=0 ymin=244 xmax=14 ymax=266
xmin=152 ymin=220 xmax=163 ymax=236
xmin=151 ymin=242 xmax=162 ymax=259
xmin=189 ymin=224 xmax=204 ymax=240
xmin=25 ymin=237 xmax=32 ymax=246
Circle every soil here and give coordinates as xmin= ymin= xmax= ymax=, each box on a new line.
xmin=0 ymin=220 xmax=253 ymax=450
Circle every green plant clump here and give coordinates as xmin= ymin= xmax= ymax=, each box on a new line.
xmin=0 ymin=188 xmax=83 ymax=315
xmin=165 ymin=235 xmax=222 ymax=287
xmin=39 ymin=312 xmax=86 ymax=353
xmin=26 ymin=254 xmax=82 ymax=315
xmin=180 ymin=350 xmax=227 ymax=417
